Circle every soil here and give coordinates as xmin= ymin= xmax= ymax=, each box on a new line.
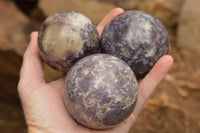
xmin=0 ymin=0 xmax=200 ymax=133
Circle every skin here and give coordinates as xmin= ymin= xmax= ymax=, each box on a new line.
xmin=18 ymin=8 xmax=174 ymax=133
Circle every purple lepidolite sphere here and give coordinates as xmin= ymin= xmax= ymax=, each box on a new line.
xmin=64 ymin=54 xmax=138 ymax=129
xmin=101 ymin=10 xmax=169 ymax=78
xmin=38 ymin=11 xmax=99 ymax=72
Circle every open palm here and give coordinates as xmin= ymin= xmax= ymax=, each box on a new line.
xmin=18 ymin=8 xmax=173 ymax=133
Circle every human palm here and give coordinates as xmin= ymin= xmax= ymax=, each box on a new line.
xmin=18 ymin=8 xmax=173 ymax=133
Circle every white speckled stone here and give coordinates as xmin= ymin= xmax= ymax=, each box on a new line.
xmin=38 ymin=11 xmax=100 ymax=72
xmin=64 ymin=54 xmax=138 ymax=129
xmin=101 ymin=10 xmax=169 ymax=78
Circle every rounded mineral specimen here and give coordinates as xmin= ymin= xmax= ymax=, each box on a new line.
xmin=101 ymin=10 xmax=169 ymax=78
xmin=38 ymin=11 xmax=100 ymax=72
xmin=64 ymin=54 xmax=138 ymax=129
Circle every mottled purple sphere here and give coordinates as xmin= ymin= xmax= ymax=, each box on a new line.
xmin=38 ymin=11 xmax=99 ymax=72
xmin=64 ymin=54 xmax=138 ymax=129
xmin=101 ymin=10 xmax=169 ymax=78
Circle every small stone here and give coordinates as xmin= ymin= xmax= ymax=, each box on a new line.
xmin=38 ymin=11 xmax=100 ymax=72
xmin=64 ymin=54 xmax=138 ymax=129
xmin=101 ymin=10 xmax=169 ymax=78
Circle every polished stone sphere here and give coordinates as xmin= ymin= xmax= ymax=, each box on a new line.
xmin=101 ymin=10 xmax=169 ymax=78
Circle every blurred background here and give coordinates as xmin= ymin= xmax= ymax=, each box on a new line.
xmin=0 ymin=0 xmax=200 ymax=132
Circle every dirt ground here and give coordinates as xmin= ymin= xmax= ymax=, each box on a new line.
xmin=0 ymin=0 xmax=200 ymax=133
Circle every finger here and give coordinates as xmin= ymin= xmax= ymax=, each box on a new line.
xmin=97 ymin=7 xmax=124 ymax=36
xmin=139 ymin=55 xmax=174 ymax=99
xmin=125 ymin=55 xmax=174 ymax=127
xmin=20 ymin=32 xmax=45 ymax=83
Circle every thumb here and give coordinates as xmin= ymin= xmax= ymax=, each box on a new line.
xmin=18 ymin=32 xmax=45 ymax=96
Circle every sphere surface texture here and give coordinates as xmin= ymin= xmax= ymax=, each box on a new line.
xmin=64 ymin=54 xmax=138 ymax=129
xmin=38 ymin=11 xmax=99 ymax=72
xmin=101 ymin=10 xmax=169 ymax=78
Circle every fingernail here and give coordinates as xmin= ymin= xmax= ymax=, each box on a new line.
xmin=30 ymin=31 xmax=38 ymax=40
xmin=114 ymin=7 xmax=124 ymax=12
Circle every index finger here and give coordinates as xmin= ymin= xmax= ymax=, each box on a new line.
xmin=20 ymin=32 xmax=45 ymax=83
xmin=97 ymin=8 xmax=124 ymax=36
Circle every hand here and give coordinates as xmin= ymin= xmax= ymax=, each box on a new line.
xmin=18 ymin=8 xmax=174 ymax=133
